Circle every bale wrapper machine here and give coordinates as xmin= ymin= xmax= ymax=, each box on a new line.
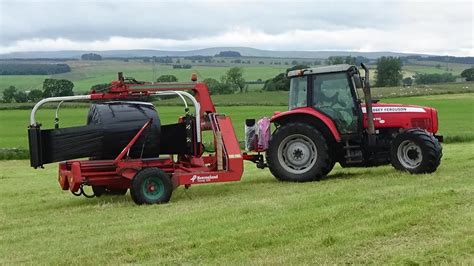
xmin=28 ymin=73 xmax=251 ymax=204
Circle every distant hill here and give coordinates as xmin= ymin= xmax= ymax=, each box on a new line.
xmin=0 ymin=47 xmax=430 ymax=60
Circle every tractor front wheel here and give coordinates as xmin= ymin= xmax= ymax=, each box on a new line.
xmin=130 ymin=168 xmax=173 ymax=205
xmin=266 ymin=123 xmax=332 ymax=182
xmin=390 ymin=128 xmax=442 ymax=174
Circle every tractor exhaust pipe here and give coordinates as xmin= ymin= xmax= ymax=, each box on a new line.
xmin=360 ymin=63 xmax=376 ymax=146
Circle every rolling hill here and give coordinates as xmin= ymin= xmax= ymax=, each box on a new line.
xmin=0 ymin=47 xmax=425 ymax=60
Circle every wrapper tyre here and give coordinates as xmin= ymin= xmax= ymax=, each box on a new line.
xmin=130 ymin=168 xmax=173 ymax=204
xmin=266 ymin=123 xmax=331 ymax=182
xmin=390 ymin=128 xmax=442 ymax=174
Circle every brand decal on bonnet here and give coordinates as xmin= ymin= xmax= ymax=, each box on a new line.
xmin=361 ymin=107 xmax=426 ymax=113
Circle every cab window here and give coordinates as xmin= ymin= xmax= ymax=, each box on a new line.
xmin=289 ymin=76 xmax=307 ymax=110
xmin=312 ymin=72 xmax=359 ymax=134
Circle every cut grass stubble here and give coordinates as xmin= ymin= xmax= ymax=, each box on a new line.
xmin=0 ymin=142 xmax=473 ymax=264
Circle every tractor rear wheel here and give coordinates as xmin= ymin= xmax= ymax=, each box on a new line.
xmin=130 ymin=168 xmax=173 ymax=205
xmin=266 ymin=122 xmax=332 ymax=182
xmin=390 ymin=128 xmax=442 ymax=174
xmin=322 ymin=160 xmax=336 ymax=177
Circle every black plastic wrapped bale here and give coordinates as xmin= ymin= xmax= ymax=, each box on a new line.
xmin=28 ymin=101 xmax=161 ymax=168
xmin=159 ymin=114 xmax=196 ymax=155
xmin=86 ymin=102 xmax=161 ymax=159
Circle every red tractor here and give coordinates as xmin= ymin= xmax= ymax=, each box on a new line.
xmin=28 ymin=64 xmax=442 ymax=205
xmin=257 ymin=63 xmax=443 ymax=182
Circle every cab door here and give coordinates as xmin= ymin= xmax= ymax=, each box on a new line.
xmin=311 ymin=72 xmax=360 ymax=135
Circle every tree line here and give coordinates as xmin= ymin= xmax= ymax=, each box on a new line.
xmin=2 ymin=59 xmax=472 ymax=103
xmin=0 ymin=63 xmax=71 ymax=75
xmin=402 ymin=55 xmax=474 ymax=65
xmin=2 ymin=79 xmax=74 ymax=103
xmin=262 ymin=57 xmax=473 ymax=91
xmin=153 ymin=68 xmax=247 ymax=95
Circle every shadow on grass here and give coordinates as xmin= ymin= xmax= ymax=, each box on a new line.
xmin=43 ymin=168 xmax=386 ymax=208
xmin=40 ymin=193 xmax=135 ymax=210
xmin=321 ymin=172 xmax=361 ymax=181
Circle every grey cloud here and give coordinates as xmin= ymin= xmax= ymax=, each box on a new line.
xmin=0 ymin=0 xmax=472 ymax=55
xmin=0 ymin=0 xmax=410 ymax=44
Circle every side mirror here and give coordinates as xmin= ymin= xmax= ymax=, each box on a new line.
xmin=352 ymin=74 xmax=363 ymax=88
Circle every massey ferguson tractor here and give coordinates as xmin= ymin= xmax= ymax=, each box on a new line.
xmin=28 ymin=64 xmax=442 ymax=205
xmin=259 ymin=63 xmax=443 ymax=182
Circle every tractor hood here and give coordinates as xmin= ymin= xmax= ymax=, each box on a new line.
xmin=362 ymin=103 xmax=439 ymax=134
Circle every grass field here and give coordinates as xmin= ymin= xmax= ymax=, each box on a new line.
xmin=1 ymin=72 xmax=473 ymax=263
xmin=1 ymin=59 xmax=472 ymax=93
xmin=403 ymin=60 xmax=472 ymax=75
xmin=0 ymin=105 xmax=282 ymax=149
xmin=0 ymin=75 xmax=48 ymax=91
xmin=0 ymin=60 xmax=287 ymax=92
xmin=1 ymin=93 xmax=472 ymax=149
xmin=1 ymin=141 xmax=473 ymax=264
xmin=369 ymin=82 xmax=473 ymax=98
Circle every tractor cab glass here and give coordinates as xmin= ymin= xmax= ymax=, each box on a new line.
xmin=289 ymin=76 xmax=308 ymax=110
xmin=312 ymin=72 xmax=359 ymax=134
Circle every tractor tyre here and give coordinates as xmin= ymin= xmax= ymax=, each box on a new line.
xmin=92 ymin=186 xmax=106 ymax=197
xmin=130 ymin=168 xmax=173 ymax=205
xmin=266 ymin=122 xmax=331 ymax=182
xmin=107 ymin=189 xmax=128 ymax=196
xmin=390 ymin=128 xmax=442 ymax=174
xmin=322 ymin=160 xmax=336 ymax=177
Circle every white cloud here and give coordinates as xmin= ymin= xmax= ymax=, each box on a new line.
xmin=0 ymin=0 xmax=472 ymax=55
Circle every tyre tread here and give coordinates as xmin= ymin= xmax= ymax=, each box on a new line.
xmin=390 ymin=128 xmax=442 ymax=174
xmin=266 ymin=122 xmax=332 ymax=182
xmin=130 ymin=167 xmax=173 ymax=205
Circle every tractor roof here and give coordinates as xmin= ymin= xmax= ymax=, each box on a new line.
xmin=287 ymin=64 xmax=354 ymax=78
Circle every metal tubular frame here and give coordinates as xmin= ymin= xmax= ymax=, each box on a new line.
xmin=30 ymin=95 xmax=91 ymax=126
xmin=29 ymin=91 xmax=202 ymax=143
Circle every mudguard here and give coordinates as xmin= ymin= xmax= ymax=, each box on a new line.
xmin=270 ymin=107 xmax=341 ymax=142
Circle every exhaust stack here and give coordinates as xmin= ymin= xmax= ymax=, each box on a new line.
xmin=360 ymin=63 xmax=376 ymax=146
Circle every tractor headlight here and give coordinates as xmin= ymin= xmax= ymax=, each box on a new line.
xmin=411 ymin=118 xmax=431 ymax=130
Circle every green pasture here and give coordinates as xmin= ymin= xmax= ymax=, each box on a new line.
xmin=0 ymin=93 xmax=473 ymax=149
xmin=1 ymin=141 xmax=473 ymax=264
xmin=0 ymin=60 xmax=286 ymax=92
xmin=1 ymin=67 xmax=473 ymax=264
xmin=0 ymin=75 xmax=48 ymax=91
xmin=0 ymin=105 xmax=283 ymax=149
xmin=1 ymin=59 xmax=472 ymax=93
xmin=403 ymin=60 xmax=471 ymax=75
xmin=369 ymin=82 xmax=473 ymax=98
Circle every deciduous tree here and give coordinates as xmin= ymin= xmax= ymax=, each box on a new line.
xmin=461 ymin=67 xmax=474 ymax=81
xmin=375 ymin=56 xmax=403 ymax=87
xmin=222 ymin=67 xmax=246 ymax=93
xmin=42 ymin=79 xmax=74 ymax=97
xmin=2 ymin=86 xmax=17 ymax=103
xmin=156 ymin=75 xmax=178 ymax=82
xmin=14 ymin=91 xmax=28 ymax=103
xmin=28 ymin=89 xmax=43 ymax=102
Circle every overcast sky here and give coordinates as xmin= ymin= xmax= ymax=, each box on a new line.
xmin=0 ymin=0 xmax=472 ymax=55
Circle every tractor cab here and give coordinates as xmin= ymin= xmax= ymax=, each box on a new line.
xmin=287 ymin=64 xmax=362 ymax=136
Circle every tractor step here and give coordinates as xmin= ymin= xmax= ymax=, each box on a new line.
xmin=343 ymin=141 xmax=364 ymax=164
xmin=344 ymin=145 xmax=360 ymax=149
